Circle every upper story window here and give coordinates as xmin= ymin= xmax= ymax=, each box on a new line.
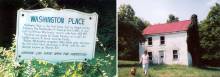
xmin=148 ymin=37 xmax=152 ymax=45
xmin=160 ymin=36 xmax=165 ymax=45
xmin=173 ymin=50 xmax=178 ymax=60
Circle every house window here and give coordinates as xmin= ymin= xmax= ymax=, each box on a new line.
xmin=148 ymin=37 xmax=152 ymax=45
xmin=160 ymin=36 xmax=165 ymax=45
xmin=159 ymin=50 xmax=164 ymax=58
xmin=173 ymin=50 xmax=178 ymax=60
xmin=148 ymin=52 xmax=152 ymax=61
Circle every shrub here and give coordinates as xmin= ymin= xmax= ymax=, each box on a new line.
xmin=0 ymin=36 xmax=116 ymax=77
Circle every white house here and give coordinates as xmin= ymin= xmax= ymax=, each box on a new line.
xmin=139 ymin=20 xmax=192 ymax=65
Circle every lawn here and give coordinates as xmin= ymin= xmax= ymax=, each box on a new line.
xmin=118 ymin=60 xmax=220 ymax=77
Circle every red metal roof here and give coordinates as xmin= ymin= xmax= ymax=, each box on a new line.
xmin=143 ymin=20 xmax=191 ymax=35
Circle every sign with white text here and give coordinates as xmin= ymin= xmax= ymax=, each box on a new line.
xmin=16 ymin=8 xmax=98 ymax=62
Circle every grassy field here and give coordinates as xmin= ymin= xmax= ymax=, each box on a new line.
xmin=118 ymin=60 xmax=220 ymax=77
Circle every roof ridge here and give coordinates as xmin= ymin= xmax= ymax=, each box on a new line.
xmin=150 ymin=20 xmax=191 ymax=26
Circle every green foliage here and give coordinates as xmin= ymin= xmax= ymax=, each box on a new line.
xmin=38 ymin=0 xmax=60 ymax=9
xmin=118 ymin=21 xmax=144 ymax=60
xmin=133 ymin=16 xmax=150 ymax=31
xmin=118 ymin=4 xmax=149 ymax=31
xmin=118 ymin=4 xmax=135 ymax=22
xmin=199 ymin=3 xmax=220 ymax=60
xmin=0 ymin=47 xmax=17 ymax=77
xmin=167 ymin=14 xmax=179 ymax=23
xmin=118 ymin=4 xmax=149 ymax=60
xmin=187 ymin=14 xmax=201 ymax=67
xmin=0 ymin=35 xmax=116 ymax=77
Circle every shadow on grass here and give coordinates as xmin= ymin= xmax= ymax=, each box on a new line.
xmin=118 ymin=63 xmax=140 ymax=67
xmin=200 ymin=66 xmax=220 ymax=71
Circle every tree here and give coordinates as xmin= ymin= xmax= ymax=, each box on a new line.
xmin=118 ymin=4 xmax=149 ymax=31
xmin=187 ymin=14 xmax=202 ymax=67
xmin=118 ymin=21 xmax=145 ymax=60
xmin=0 ymin=0 xmax=23 ymax=47
xmin=167 ymin=14 xmax=179 ymax=23
xmin=133 ymin=16 xmax=150 ymax=31
xmin=118 ymin=4 xmax=135 ymax=22
xmin=199 ymin=3 xmax=220 ymax=62
xmin=118 ymin=4 xmax=148 ymax=60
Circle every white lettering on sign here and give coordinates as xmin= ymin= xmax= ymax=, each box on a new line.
xmin=16 ymin=8 xmax=98 ymax=63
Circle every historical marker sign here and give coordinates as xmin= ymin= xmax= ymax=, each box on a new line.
xmin=16 ymin=8 xmax=98 ymax=62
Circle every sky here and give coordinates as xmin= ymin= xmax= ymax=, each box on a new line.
xmin=117 ymin=0 xmax=220 ymax=24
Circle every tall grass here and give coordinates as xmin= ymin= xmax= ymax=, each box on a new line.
xmin=118 ymin=60 xmax=220 ymax=77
